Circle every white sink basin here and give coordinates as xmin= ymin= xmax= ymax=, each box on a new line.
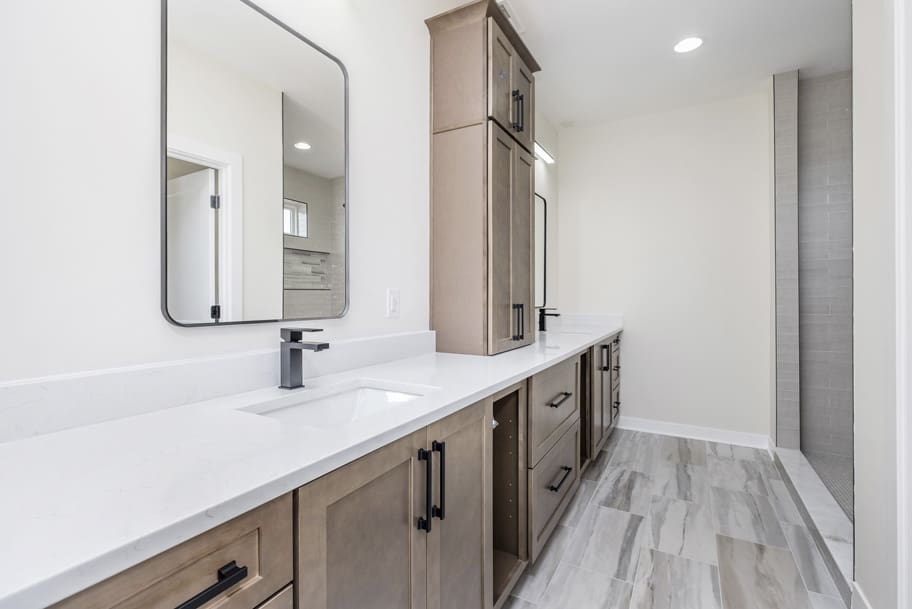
xmin=242 ymin=379 xmax=435 ymax=429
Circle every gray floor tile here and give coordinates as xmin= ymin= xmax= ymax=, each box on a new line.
xmin=767 ymin=478 xmax=805 ymax=525
xmin=564 ymin=504 xmax=648 ymax=582
xmin=783 ymin=524 xmax=840 ymax=596
xmin=716 ymin=535 xmax=811 ymax=609
xmin=610 ymin=431 xmax=661 ymax=473
xmin=707 ymin=455 xmax=770 ymax=495
xmin=646 ymin=495 xmax=717 ymax=565
xmin=560 ymin=479 xmax=597 ymax=528
xmin=809 ymin=592 xmax=847 ymax=609
xmin=629 ymin=548 xmax=721 ymax=609
xmin=502 ymin=596 xmax=538 ymax=609
xmin=707 ymin=442 xmax=770 ymax=463
xmin=512 ymin=524 xmax=573 ymax=603
xmin=594 ymin=468 xmax=654 ymax=516
xmin=649 ymin=463 xmax=709 ymax=504
xmin=659 ymin=436 xmax=707 ymax=466
xmin=709 ymin=487 xmax=788 ymax=548
xmin=538 ymin=562 xmax=632 ymax=609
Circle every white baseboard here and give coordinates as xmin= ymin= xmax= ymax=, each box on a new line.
xmin=616 ymin=415 xmax=771 ymax=449
xmin=852 ymin=582 xmax=872 ymax=609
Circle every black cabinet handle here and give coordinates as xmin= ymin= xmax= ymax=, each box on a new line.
xmin=518 ymin=93 xmax=525 ymax=132
xmin=512 ymin=89 xmax=521 ymax=131
xmin=513 ymin=303 xmax=525 ymax=341
xmin=614 ymin=365 xmax=621 ymax=372
xmin=174 ymin=561 xmax=248 ymax=609
xmin=547 ymin=466 xmax=573 ymax=493
xmin=548 ymin=391 xmax=572 ymax=408
xmin=614 ymin=400 xmax=621 ymax=409
xmin=432 ymin=440 xmax=446 ymax=520
xmin=417 ymin=448 xmax=432 ymax=532
xmin=600 ymin=344 xmax=610 ymax=371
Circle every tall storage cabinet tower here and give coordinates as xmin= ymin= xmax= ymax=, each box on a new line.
xmin=426 ymin=0 xmax=540 ymax=356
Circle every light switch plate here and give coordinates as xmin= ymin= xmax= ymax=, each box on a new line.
xmin=386 ymin=288 xmax=401 ymax=318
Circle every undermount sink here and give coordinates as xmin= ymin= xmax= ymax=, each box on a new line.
xmin=242 ymin=379 xmax=435 ymax=429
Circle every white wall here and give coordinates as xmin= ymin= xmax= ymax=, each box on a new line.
xmin=0 ymin=0 xmax=462 ymax=383
xmin=557 ymin=89 xmax=774 ymax=436
xmin=283 ymin=165 xmax=337 ymax=254
xmin=852 ymin=0 xmax=899 ymax=606
xmin=168 ymin=40 xmax=283 ymax=320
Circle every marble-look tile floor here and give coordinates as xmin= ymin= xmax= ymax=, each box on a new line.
xmin=505 ymin=430 xmax=845 ymax=609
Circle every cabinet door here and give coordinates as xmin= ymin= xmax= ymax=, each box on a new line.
xmin=296 ymin=431 xmax=429 ymax=609
xmin=592 ymin=343 xmax=612 ymax=451
xmin=511 ymin=56 xmax=534 ymax=152
xmin=426 ymin=401 xmax=492 ymax=609
xmin=488 ymin=122 xmax=517 ymax=354
xmin=511 ymin=143 xmax=535 ymax=348
xmin=487 ymin=18 xmax=515 ymax=134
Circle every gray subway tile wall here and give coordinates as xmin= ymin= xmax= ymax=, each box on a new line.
xmin=774 ymin=71 xmax=801 ymax=449
xmin=796 ymin=71 xmax=854 ymax=520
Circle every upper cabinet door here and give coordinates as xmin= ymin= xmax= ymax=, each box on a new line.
xmin=488 ymin=122 xmax=518 ymax=355
xmin=511 ymin=57 xmax=534 ymax=152
xmin=488 ymin=18 xmax=516 ymax=135
xmin=512 ymin=144 xmax=535 ymax=348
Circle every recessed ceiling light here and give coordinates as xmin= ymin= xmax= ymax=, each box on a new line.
xmin=674 ymin=37 xmax=703 ymax=54
xmin=534 ymin=142 xmax=556 ymax=165
xmin=294 ymin=141 xmax=312 ymax=150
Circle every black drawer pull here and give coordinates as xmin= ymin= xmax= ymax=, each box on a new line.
xmin=432 ymin=440 xmax=446 ymax=520
xmin=417 ymin=448 xmax=433 ymax=532
xmin=174 ymin=561 xmax=248 ymax=609
xmin=547 ymin=466 xmax=573 ymax=493
xmin=548 ymin=391 xmax=572 ymax=408
xmin=614 ymin=400 xmax=621 ymax=409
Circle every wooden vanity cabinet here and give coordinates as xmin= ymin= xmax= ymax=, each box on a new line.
xmin=296 ymin=401 xmax=493 ymax=609
xmin=51 ymin=496 xmax=293 ymax=609
xmin=591 ymin=334 xmax=622 ymax=452
xmin=427 ymin=1 xmax=540 ymax=356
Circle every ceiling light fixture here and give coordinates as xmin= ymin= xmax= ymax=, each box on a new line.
xmin=674 ymin=37 xmax=703 ymax=53
xmin=294 ymin=141 xmax=312 ymax=150
xmin=534 ymin=142 xmax=556 ymax=165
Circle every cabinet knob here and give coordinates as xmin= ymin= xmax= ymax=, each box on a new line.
xmin=491 ymin=419 xmax=500 ymax=430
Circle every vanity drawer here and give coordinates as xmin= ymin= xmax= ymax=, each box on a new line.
xmin=528 ymin=355 xmax=580 ymax=466
xmin=258 ymin=586 xmax=294 ymax=609
xmin=52 ymin=495 xmax=293 ymax=609
xmin=528 ymin=421 xmax=580 ymax=561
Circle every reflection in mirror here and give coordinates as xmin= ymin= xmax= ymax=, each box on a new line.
xmin=534 ymin=194 xmax=547 ymax=308
xmin=164 ymin=0 xmax=347 ymax=325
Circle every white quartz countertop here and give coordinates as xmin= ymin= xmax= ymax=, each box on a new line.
xmin=0 ymin=322 xmax=621 ymax=609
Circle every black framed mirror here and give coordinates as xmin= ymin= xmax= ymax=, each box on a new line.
xmin=161 ymin=0 xmax=349 ymax=326
xmin=534 ymin=193 xmax=547 ymax=308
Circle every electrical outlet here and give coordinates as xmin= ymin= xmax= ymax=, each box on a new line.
xmin=386 ymin=288 xmax=401 ymax=318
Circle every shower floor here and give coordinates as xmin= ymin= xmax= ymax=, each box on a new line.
xmin=804 ymin=450 xmax=854 ymax=521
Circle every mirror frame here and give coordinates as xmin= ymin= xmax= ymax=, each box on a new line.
xmin=160 ymin=0 xmax=350 ymax=327
xmin=534 ymin=193 xmax=547 ymax=308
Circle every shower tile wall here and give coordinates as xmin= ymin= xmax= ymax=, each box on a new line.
xmin=774 ymin=71 xmax=801 ymax=449
xmin=797 ymin=71 xmax=853 ymax=520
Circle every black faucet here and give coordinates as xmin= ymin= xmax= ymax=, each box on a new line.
xmin=279 ymin=328 xmax=330 ymax=389
xmin=538 ymin=307 xmax=560 ymax=332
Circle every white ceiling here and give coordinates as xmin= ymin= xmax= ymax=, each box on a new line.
xmin=504 ymin=0 xmax=851 ymax=127
xmin=169 ymin=0 xmax=345 ymax=178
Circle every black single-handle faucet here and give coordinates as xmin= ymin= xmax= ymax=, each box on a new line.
xmin=538 ymin=307 xmax=560 ymax=332
xmin=279 ymin=328 xmax=330 ymax=389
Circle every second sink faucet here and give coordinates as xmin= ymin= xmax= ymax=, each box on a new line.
xmin=279 ymin=328 xmax=330 ymax=389
xmin=538 ymin=307 xmax=560 ymax=332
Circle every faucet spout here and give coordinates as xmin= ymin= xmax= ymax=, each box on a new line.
xmin=279 ymin=328 xmax=328 ymax=389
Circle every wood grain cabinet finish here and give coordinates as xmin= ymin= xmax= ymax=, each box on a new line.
xmin=51 ymin=496 xmax=293 ymax=609
xmin=427 ymin=0 xmax=539 ymax=356
xmin=296 ymin=430 xmax=429 ymax=609
xmin=591 ymin=335 xmax=622 ymax=452
xmin=295 ymin=403 xmax=492 ymax=609
xmin=528 ymin=421 xmax=580 ymax=562
xmin=528 ymin=355 xmax=580 ymax=466
xmin=257 ymin=586 xmax=293 ymax=609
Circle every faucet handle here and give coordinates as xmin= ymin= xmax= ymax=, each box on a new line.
xmin=280 ymin=327 xmax=324 ymax=342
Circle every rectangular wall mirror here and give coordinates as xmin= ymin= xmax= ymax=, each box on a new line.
xmin=534 ymin=193 xmax=547 ymax=308
xmin=162 ymin=0 xmax=348 ymax=326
